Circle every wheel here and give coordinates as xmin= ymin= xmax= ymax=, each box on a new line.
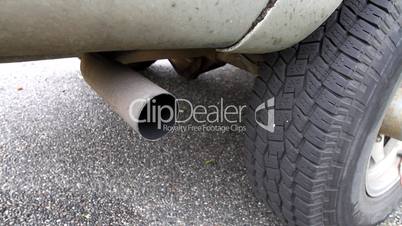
xmin=245 ymin=0 xmax=402 ymax=225
xmin=128 ymin=61 xmax=156 ymax=70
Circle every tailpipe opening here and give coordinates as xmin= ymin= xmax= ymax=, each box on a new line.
xmin=135 ymin=93 xmax=176 ymax=140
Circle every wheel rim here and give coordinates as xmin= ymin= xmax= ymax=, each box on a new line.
xmin=365 ymin=135 xmax=401 ymax=198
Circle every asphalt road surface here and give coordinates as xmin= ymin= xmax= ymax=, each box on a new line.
xmin=0 ymin=59 xmax=401 ymax=225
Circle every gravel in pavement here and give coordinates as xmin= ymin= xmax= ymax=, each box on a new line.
xmin=0 ymin=59 xmax=400 ymax=225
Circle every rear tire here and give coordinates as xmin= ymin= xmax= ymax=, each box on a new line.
xmin=245 ymin=0 xmax=402 ymax=225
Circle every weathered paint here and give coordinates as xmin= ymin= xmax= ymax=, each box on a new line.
xmin=0 ymin=0 xmax=268 ymax=61
xmin=223 ymin=0 xmax=342 ymax=53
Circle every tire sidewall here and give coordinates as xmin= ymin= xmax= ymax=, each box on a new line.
xmin=339 ymin=42 xmax=402 ymax=226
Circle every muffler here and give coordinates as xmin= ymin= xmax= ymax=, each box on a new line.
xmin=80 ymin=54 xmax=176 ymax=140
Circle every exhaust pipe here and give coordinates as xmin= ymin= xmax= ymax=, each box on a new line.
xmin=80 ymin=54 xmax=176 ymax=140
